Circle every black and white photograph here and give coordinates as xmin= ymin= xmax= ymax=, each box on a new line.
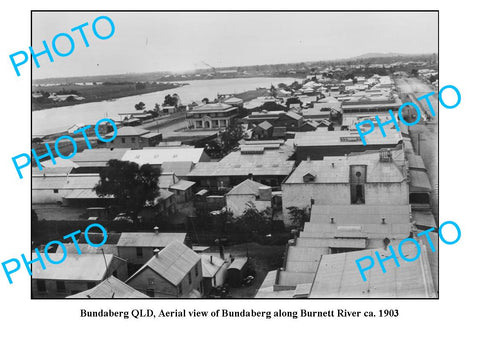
xmin=29 ymin=11 xmax=440 ymax=299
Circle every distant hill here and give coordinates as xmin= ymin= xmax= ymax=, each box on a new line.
xmin=351 ymin=52 xmax=407 ymax=59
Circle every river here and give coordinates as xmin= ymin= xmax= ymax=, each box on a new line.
xmin=32 ymin=77 xmax=299 ymax=136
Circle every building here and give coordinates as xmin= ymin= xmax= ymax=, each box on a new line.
xmin=293 ymin=129 xmax=403 ymax=161
xmin=225 ymin=179 xmax=273 ymax=217
xmin=121 ymin=147 xmax=210 ymax=170
xmin=187 ymin=103 xmax=238 ymax=130
xmin=69 ymin=148 xmax=130 ymax=173
xmin=282 ymin=148 xmax=409 ymax=225
xmin=246 ymin=110 xmax=303 ymax=131
xmin=32 ymin=253 xmax=128 ymax=298
xmin=67 ymin=276 xmax=149 ymax=298
xmin=32 ymin=173 xmax=108 ymax=206
xmin=251 ymin=121 xmax=273 ymax=139
xmin=116 ymin=229 xmax=186 ymax=266
xmin=201 ymin=253 xmax=231 ymax=294
xmin=126 ymin=241 xmax=203 ymax=297
xmin=104 ymin=126 xmax=162 ymax=148
xmin=187 ymin=140 xmax=295 ymax=190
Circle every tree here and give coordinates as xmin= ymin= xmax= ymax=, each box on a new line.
xmin=134 ymin=101 xmax=146 ymax=110
xmin=270 ymin=84 xmax=277 ymax=97
xmin=234 ymin=202 xmax=272 ymax=235
xmin=202 ymin=97 xmax=209 ymax=104
xmin=95 ymin=160 xmax=160 ymax=219
xmin=163 ymin=94 xmax=178 ymax=107
xmin=286 ymin=206 xmax=310 ymax=230
xmin=220 ymin=120 xmax=244 ymax=154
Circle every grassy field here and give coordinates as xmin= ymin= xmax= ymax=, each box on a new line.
xmin=32 ymin=82 xmax=184 ymax=111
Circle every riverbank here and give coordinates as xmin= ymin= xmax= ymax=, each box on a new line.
xmin=32 ymin=82 xmax=185 ymax=111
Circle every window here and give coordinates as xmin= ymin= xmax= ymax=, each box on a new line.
xmin=53 ymin=189 xmax=59 ymax=193
xmin=146 ymin=288 xmax=155 ymax=297
xmin=196 ymin=120 xmax=203 ymax=128
xmin=136 ymin=247 xmax=143 ymax=258
xmin=121 ymin=137 xmax=126 ymax=143
xmin=188 ymin=271 xmax=192 ymax=284
xmin=195 ymin=263 xmax=199 ymax=277
xmin=87 ymin=282 xmax=95 ymax=289
xmin=37 ymin=280 xmax=46 ymax=292
xmin=56 ymin=281 xmax=66 ymax=292
xmin=131 ymin=137 xmax=136 ymax=143
xmin=340 ymin=136 xmax=361 ymax=142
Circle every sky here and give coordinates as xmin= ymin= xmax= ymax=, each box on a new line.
xmin=31 ymin=11 xmax=438 ymax=79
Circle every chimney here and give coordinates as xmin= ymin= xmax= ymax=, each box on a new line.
xmin=381 ymin=218 xmax=386 ymax=224
xmin=330 ymin=217 xmax=335 ymax=224
xmin=383 ymin=238 xmax=390 ymax=250
xmin=331 ymin=162 xmax=335 ymax=168
xmin=153 ymin=226 xmax=159 ymax=234
xmin=248 ymin=173 xmax=253 ymax=180
xmin=210 ymin=255 xmax=213 ymax=264
xmin=219 ymin=245 xmax=225 ymax=259
xmin=153 ymin=248 xmax=160 ymax=256
xmin=307 ymin=155 xmax=311 ymax=162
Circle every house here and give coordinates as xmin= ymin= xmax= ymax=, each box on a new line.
xmin=116 ymin=228 xmax=186 ymax=266
xmin=245 ymin=110 xmax=303 ymax=131
xmin=32 ymin=253 xmax=128 ymax=298
xmin=32 ymin=173 xmax=107 ymax=206
xmin=157 ymin=172 xmax=196 ymax=203
xmin=225 ymin=179 xmax=272 ymax=217
xmin=103 ymin=126 xmax=162 ymax=148
xmin=126 ymin=241 xmax=203 ymax=297
xmin=201 ymin=253 xmax=231 ymax=294
xmin=67 ymin=276 xmax=149 ymax=298
xmin=251 ymin=121 xmax=273 ymax=139
xmin=187 ymin=103 xmax=238 ymax=130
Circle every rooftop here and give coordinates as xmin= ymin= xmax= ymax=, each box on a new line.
xmin=309 ymin=241 xmax=436 ymax=298
xmin=32 ymin=253 xmax=117 ymax=281
xmin=122 ymin=148 xmax=208 ymax=166
xmin=226 ymin=179 xmax=268 ymax=196
xmin=294 ymin=129 xmax=402 ymax=147
xmin=67 ymin=276 xmax=148 ymax=298
xmin=127 ymin=241 xmax=200 ymax=286
xmin=117 ymin=232 xmax=186 ymax=248
xmin=285 ymin=148 xmax=406 ymax=184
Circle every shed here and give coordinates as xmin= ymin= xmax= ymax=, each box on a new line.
xmin=227 ymin=257 xmax=248 ymax=287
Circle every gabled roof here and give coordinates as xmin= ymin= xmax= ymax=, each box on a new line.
xmin=32 ymin=253 xmax=117 ymax=281
xmin=201 ymin=255 xmax=226 ymax=278
xmin=117 ymin=232 xmax=186 ymax=248
xmin=127 ymin=241 xmax=200 ymax=286
xmin=226 ymin=179 xmax=267 ymax=196
xmin=258 ymin=121 xmax=273 ymax=130
xmin=122 ymin=148 xmax=208 ymax=166
xmin=170 ymin=179 xmax=195 ymax=191
xmin=67 ymin=276 xmax=148 ymax=298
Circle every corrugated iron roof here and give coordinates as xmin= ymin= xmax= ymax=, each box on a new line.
xmin=117 ymin=232 xmax=186 ymax=248
xmin=309 ymin=241 xmax=437 ymax=298
xmin=122 ymin=148 xmax=207 ymax=165
xmin=67 ymin=276 xmax=148 ymax=298
xmin=32 ymin=253 xmax=115 ymax=281
xmin=127 ymin=241 xmax=200 ymax=286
